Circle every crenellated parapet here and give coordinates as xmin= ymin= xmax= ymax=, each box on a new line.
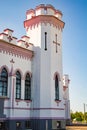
xmin=26 ymin=4 xmax=62 ymax=20
xmin=18 ymin=35 xmax=33 ymax=51
xmin=0 ymin=28 xmax=33 ymax=51
xmin=24 ymin=4 xmax=64 ymax=29
xmin=0 ymin=28 xmax=17 ymax=45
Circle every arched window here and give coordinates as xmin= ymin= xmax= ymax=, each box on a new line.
xmin=16 ymin=71 xmax=21 ymax=99
xmin=0 ymin=68 xmax=8 ymax=96
xmin=25 ymin=73 xmax=31 ymax=100
xmin=55 ymin=75 xmax=59 ymax=100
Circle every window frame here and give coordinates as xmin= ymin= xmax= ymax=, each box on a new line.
xmin=16 ymin=71 xmax=21 ymax=99
xmin=55 ymin=75 xmax=59 ymax=100
xmin=0 ymin=68 xmax=8 ymax=96
xmin=25 ymin=73 xmax=31 ymax=100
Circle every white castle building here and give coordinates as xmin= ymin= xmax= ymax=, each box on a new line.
xmin=0 ymin=4 xmax=70 ymax=130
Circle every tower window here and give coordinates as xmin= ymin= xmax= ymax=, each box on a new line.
xmin=55 ymin=75 xmax=59 ymax=100
xmin=44 ymin=32 xmax=47 ymax=50
xmin=44 ymin=8 xmax=47 ymax=14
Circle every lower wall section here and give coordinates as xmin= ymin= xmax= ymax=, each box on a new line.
xmin=0 ymin=118 xmax=66 ymax=130
xmin=31 ymin=119 xmax=52 ymax=130
xmin=66 ymin=125 xmax=87 ymax=130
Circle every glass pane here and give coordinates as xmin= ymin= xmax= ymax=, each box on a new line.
xmin=55 ymin=75 xmax=59 ymax=100
xmin=25 ymin=73 xmax=31 ymax=100
xmin=0 ymin=68 xmax=8 ymax=96
xmin=0 ymin=82 xmax=2 ymax=87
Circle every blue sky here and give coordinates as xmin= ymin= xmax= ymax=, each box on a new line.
xmin=0 ymin=0 xmax=87 ymax=112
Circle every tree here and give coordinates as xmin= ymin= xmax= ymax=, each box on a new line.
xmin=71 ymin=112 xmax=75 ymax=121
xmin=70 ymin=111 xmax=84 ymax=122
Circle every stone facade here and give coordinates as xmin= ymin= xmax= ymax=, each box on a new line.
xmin=0 ymin=4 xmax=70 ymax=130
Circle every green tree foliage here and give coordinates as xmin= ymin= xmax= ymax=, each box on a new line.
xmin=84 ymin=112 xmax=87 ymax=121
xmin=71 ymin=112 xmax=75 ymax=121
xmin=71 ymin=111 xmax=84 ymax=122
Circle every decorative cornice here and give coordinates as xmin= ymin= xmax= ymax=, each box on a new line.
xmin=24 ymin=15 xmax=65 ymax=29
xmin=4 ymin=107 xmax=64 ymax=111
xmin=0 ymin=116 xmax=65 ymax=120
xmin=0 ymin=39 xmax=34 ymax=60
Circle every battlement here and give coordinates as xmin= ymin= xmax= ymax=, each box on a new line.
xmin=26 ymin=4 xmax=62 ymax=20
xmin=0 ymin=28 xmax=33 ymax=51
xmin=18 ymin=35 xmax=33 ymax=50
xmin=0 ymin=28 xmax=17 ymax=44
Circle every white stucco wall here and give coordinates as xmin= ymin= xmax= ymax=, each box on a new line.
xmin=0 ymin=4 xmax=66 ymax=120
xmin=0 ymin=46 xmax=32 ymax=118
xmin=26 ymin=19 xmax=65 ymax=118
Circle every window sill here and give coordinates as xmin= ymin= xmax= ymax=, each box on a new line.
xmin=24 ymin=100 xmax=32 ymax=103
xmin=0 ymin=96 xmax=9 ymax=100
xmin=15 ymin=99 xmax=24 ymax=102
xmin=55 ymin=99 xmax=61 ymax=106
xmin=15 ymin=99 xmax=32 ymax=103
xmin=55 ymin=99 xmax=61 ymax=102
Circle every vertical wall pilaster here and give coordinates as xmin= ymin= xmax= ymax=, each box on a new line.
xmin=21 ymin=79 xmax=25 ymax=100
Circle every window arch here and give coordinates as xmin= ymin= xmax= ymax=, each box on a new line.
xmin=25 ymin=73 xmax=31 ymax=100
xmin=55 ymin=75 xmax=59 ymax=100
xmin=0 ymin=68 xmax=8 ymax=96
xmin=16 ymin=71 xmax=21 ymax=99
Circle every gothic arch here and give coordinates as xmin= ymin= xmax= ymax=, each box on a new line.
xmin=24 ymin=71 xmax=32 ymax=79
xmin=0 ymin=65 xmax=9 ymax=74
xmin=24 ymin=72 xmax=31 ymax=100
xmin=53 ymin=71 xmax=61 ymax=81
xmin=13 ymin=68 xmax=23 ymax=79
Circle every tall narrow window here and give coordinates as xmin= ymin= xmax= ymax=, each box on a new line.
xmin=25 ymin=120 xmax=31 ymax=129
xmin=16 ymin=71 xmax=21 ymax=99
xmin=55 ymin=75 xmax=59 ymax=100
xmin=25 ymin=73 xmax=31 ymax=100
xmin=45 ymin=32 xmax=47 ymax=50
xmin=0 ymin=68 xmax=8 ymax=96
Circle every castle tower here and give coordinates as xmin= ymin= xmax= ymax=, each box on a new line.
xmin=24 ymin=4 xmax=65 ymax=130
